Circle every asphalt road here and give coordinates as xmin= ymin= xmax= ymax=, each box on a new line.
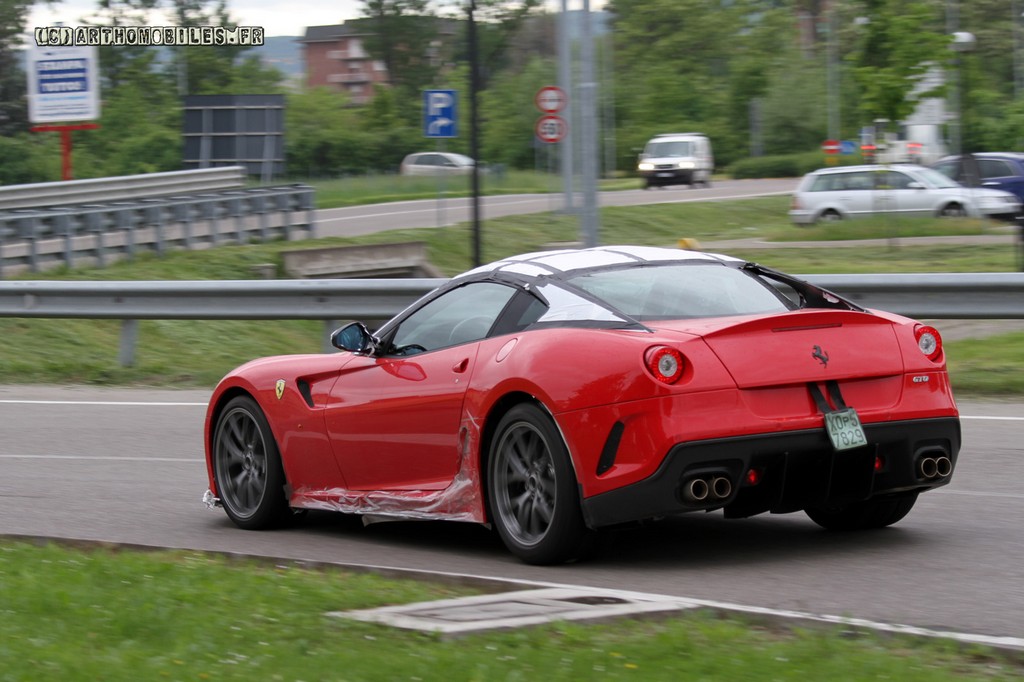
xmin=0 ymin=385 xmax=1021 ymax=641
xmin=313 ymin=178 xmax=799 ymax=237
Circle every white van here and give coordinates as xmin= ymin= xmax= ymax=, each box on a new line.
xmin=637 ymin=133 xmax=714 ymax=189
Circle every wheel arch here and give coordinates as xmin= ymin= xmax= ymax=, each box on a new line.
xmin=205 ymin=386 xmax=258 ymax=496
xmin=815 ymin=206 xmax=845 ymax=223
xmin=936 ymin=201 xmax=965 ymax=217
xmin=478 ymin=391 xmax=578 ymax=522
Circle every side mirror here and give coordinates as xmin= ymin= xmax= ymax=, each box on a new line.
xmin=331 ymin=322 xmax=375 ymax=354
xmin=907 ymin=181 xmax=924 ymax=189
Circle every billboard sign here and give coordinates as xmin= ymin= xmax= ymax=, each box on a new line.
xmin=26 ymin=43 xmax=100 ymax=123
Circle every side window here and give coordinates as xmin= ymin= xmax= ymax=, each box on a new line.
xmin=978 ymin=160 xmax=1013 ymax=179
xmin=388 ymin=282 xmax=517 ymax=355
xmin=885 ymin=171 xmax=914 ymax=190
xmin=809 ymin=175 xmax=833 ymax=192
xmin=933 ymin=161 xmax=957 ymax=180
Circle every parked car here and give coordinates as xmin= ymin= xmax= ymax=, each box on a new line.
xmin=203 ymin=245 xmax=960 ymax=565
xmin=636 ymin=132 xmax=714 ymax=189
xmin=789 ymin=163 xmax=1021 ymax=225
xmin=932 ymin=152 xmax=1024 ymax=204
xmin=400 ymin=151 xmax=477 ymax=176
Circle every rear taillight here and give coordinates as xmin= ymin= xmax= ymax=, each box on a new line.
xmin=644 ymin=346 xmax=684 ymax=384
xmin=914 ymin=324 xmax=942 ymax=361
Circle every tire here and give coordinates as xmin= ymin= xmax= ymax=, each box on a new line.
xmin=819 ymin=209 xmax=843 ymax=223
xmin=805 ymin=492 xmax=918 ymax=531
xmin=487 ymin=404 xmax=592 ymax=564
xmin=939 ymin=203 xmax=967 ymax=218
xmin=212 ymin=395 xmax=291 ymax=530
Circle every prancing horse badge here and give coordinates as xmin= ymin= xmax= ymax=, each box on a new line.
xmin=275 ymin=379 xmax=286 ymax=400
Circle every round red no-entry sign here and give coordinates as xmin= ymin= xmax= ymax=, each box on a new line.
xmin=535 ymin=86 xmax=567 ymax=114
xmin=822 ymin=139 xmax=840 ymax=154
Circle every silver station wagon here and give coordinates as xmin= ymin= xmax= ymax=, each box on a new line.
xmin=789 ymin=163 xmax=1021 ymax=225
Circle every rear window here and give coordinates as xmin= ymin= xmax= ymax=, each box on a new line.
xmin=566 ymin=264 xmax=790 ymax=320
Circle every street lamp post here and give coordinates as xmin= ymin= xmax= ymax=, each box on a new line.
xmin=949 ymin=30 xmax=976 ymax=157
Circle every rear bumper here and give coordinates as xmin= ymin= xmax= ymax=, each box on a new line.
xmin=580 ymin=417 xmax=961 ymax=528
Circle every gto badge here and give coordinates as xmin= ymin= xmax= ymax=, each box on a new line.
xmin=812 ymin=345 xmax=830 ymax=367
xmin=275 ymin=379 xmax=286 ymax=400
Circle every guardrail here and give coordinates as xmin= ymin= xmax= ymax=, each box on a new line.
xmin=0 ymin=184 xmax=316 ymax=277
xmin=1 ymin=273 xmax=1022 ymax=366
xmin=0 ymin=167 xmax=246 ymax=210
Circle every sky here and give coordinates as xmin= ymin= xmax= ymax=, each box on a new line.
xmin=27 ymin=0 xmax=604 ymax=40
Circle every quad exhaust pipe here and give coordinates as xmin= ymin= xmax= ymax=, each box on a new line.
xmin=683 ymin=475 xmax=733 ymax=503
xmin=917 ymin=455 xmax=953 ymax=480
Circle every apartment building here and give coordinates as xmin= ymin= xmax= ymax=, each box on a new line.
xmin=300 ymin=22 xmax=388 ymax=105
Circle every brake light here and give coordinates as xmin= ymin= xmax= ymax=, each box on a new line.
xmin=644 ymin=346 xmax=684 ymax=384
xmin=914 ymin=324 xmax=943 ymax=361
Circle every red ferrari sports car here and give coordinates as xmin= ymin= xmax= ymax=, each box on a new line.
xmin=203 ymin=245 xmax=960 ymax=564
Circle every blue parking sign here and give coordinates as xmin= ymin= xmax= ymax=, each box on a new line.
xmin=423 ymin=89 xmax=457 ymax=138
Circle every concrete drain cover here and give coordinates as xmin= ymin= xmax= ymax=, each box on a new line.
xmin=329 ymin=587 xmax=695 ymax=636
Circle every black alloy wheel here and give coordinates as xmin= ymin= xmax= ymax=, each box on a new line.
xmin=212 ymin=395 xmax=290 ymax=529
xmin=487 ymin=404 xmax=592 ymax=565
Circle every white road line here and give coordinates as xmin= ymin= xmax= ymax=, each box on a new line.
xmin=961 ymin=415 xmax=1024 ymax=421
xmin=0 ymin=455 xmax=197 ymax=462
xmin=0 ymin=400 xmax=206 ymax=406
xmin=317 ymin=197 xmax=544 ymax=223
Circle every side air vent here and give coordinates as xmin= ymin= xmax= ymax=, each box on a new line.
xmin=596 ymin=421 xmax=625 ymax=476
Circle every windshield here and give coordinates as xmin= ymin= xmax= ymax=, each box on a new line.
xmin=566 ymin=263 xmax=791 ymax=320
xmin=644 ymin=140 xmax=693 ymax=158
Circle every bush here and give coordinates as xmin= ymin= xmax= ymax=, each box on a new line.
xmin=728 ymin=150 xmax=866 ymax=179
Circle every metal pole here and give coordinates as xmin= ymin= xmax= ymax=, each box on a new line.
xmin=827 ymin=6 xmax=839 ymax=142
xmin=1014 ymin=0 xmax=1023 ymax=101
xmin=468 ymin=0 xmax=482 ymax=266
xmin=947 ymin=0 xmax=961 ymax=156
xmin=558 ymin=0 xmax=575 ymax=213
xmin=601 ymin=30 xmax=616 ymax=179
xmin=579 ymin=0 xmax=599 ymax=247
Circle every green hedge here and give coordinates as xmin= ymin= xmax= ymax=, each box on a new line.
xmin=727 ymin=150 xmax=866 ymax=179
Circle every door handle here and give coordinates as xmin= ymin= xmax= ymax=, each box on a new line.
xmin=452 ymin=358 xmax=469 ymax=373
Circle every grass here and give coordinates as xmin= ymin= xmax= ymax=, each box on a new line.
xmin=1 ymin=196 xmax=1021 ymax=393
xmin=1 ymin=540 xmax=1021 ymax=681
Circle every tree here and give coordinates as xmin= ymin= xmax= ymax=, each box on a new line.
xmin=852 ymin=0 xmax=948 ymax=125
xmin=361 ymin=0 xmax=440 ymax=116
xmin=90 ymin=0 xmax=282 ymax=94
xmin=448 ymin=0 xmax=544 ymax=90
xmin=0 ymin=0 xmax=36 ymax=136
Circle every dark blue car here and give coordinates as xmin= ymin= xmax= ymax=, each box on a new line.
xmin=932 ymin=153 xmax=1024 ymax=205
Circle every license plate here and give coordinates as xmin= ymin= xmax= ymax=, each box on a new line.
xmin=657 ymin=172 xmax=673 ymax=177
xmin=823 ymin=408 xmax=868 ymax=451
